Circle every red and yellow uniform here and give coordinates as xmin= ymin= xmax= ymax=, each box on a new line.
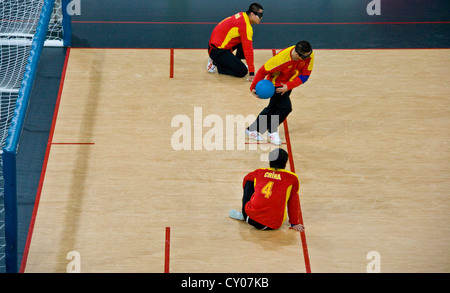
xmin=209 ymin=12 xmax=255 ymax=73
xmin=243 ymin=167 xmax=301 ymax=229
xmin=250 ymin=45 xmax=314 ymax=91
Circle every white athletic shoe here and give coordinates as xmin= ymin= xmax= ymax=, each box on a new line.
xmin=245 ymin=129 xmax=264 ymax=141
xmin=229 ymin=209 xmax=244 ymax=221
xmin=207 ymin=57 xmax=216 ymax=73
xmin=268 ymin=132 xmax=282 ymax=145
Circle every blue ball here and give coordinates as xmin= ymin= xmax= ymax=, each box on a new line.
xmin=255 ymin=79 xmax=275 ymax=99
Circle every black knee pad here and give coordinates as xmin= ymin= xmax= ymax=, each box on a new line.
xmin=235 ymin=66 xmax=248 ymax=78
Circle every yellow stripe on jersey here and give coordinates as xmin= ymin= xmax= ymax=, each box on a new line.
xmin=283 ymin=184 xmax=293 ymax=224
xmin=308 ymin=52 xmax=315 ymax=71
xmin=264 ymin=45 xmax=295 ymax=72
xmin=270 ymin=72 xmax=280 ymax=83
xmin=219 ymin=27 xmax=239 ymax=48
xmin=289 ymin=69 xmax=299 ymax=82
xmin=243 ymin=12 xmax=253 ymax=41
xmin=219 ymin=13 xmax=252 ymax=48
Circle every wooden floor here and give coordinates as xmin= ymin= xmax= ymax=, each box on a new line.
xmin=24 ymin=48 xmax=450 ymax=273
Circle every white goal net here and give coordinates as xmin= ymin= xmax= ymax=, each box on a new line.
xmin=0 ymin=0 xmax=69 ymax=273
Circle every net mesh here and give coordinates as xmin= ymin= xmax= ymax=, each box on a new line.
xmin=0 ymin=0 xmax=44 ymax=36
xmin=46 ymin=0 xmax=63 ymax=44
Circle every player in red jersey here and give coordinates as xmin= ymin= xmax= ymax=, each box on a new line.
xmin=246 ymin=41 xmax=314 ymax=145
xmin=207 ymin=3 xmax=263 ymax=81
xmin=229 ymin=148 xmax=304 ymax=232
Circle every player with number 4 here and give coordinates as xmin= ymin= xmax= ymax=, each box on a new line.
xmin=229 ymin=148 xmax=304 ymax=232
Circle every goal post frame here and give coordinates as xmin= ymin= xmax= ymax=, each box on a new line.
xmin=1 ymin=0 xmax=69 ymax=273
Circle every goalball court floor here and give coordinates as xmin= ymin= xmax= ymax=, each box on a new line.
xmin=10 ymin=0 xmax=450 ymax=273
xmin=20 ymin=47 xmax=450 ymax=273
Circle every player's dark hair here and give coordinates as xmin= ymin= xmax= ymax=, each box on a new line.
xmin=247 ymin=3 xmax=263 ymax=15
xmin=295 ymin=40 xmax=312 ymax=54
xmin=269 ymin=148 xmax=288 ymax=170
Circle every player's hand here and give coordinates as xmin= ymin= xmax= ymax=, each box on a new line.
xmin=247 ymin=75 xmax=255 ymax=82
xmin=251 ymin=89 xmax=260 ymax=99
xmin=275 ymin=83 xmax=289 ymax=95
xmin=290 ymin=224 xmax=305 ymax=232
